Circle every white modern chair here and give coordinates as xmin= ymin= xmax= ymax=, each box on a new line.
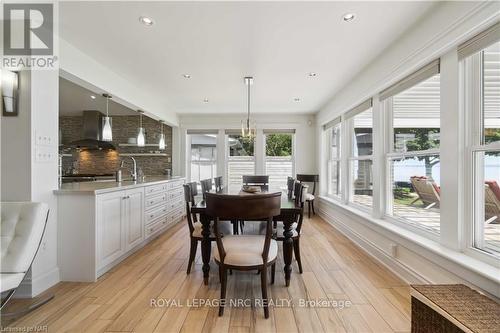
xmin=1 ymin=202 xmax=52 ymax=314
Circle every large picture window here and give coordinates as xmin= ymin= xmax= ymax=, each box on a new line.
xmin=347 ymin=101 xmax=373 ymax=209
xmin=324 ymin=118 xmax=341 ymax=198
xmin=382 ymin=60 xmax=441 ymax=233
xmin=226 ymin=132 xmax=255 ymax=189
xmin=264 ymin=130 xmax=294 ymax=189
xmin=463 ymin=37 xmax=500 ymax=257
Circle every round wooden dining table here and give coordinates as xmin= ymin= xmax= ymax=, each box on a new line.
xmin=191 ymin=185 xmax=303 ymax=287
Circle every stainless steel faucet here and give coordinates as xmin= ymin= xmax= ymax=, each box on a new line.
xmin=120 ymin=156 xmax=138 ymax=181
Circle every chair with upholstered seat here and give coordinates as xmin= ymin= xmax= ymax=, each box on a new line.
xmin=206 ymin=192 xmax=281 ymax=318
xmin=1 ymin=202 xmax=53 ymax=314
xmin=183 ymin=183 xmax=232 ymax=274
xmin=297 ymin=174 xmax=319 ymax=218
xmin=200 ymin=178 xmax=213 ymax=200
xmin=242 ymin=175 xmax=269 ymax=190
xmin=214 ymin=176 xmax=223 ymax=191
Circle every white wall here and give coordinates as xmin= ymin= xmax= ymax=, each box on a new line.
xmin=177 ymin=113 xmax=317 ymax=179
xmin=0 ymin=69 xmax=60 ymax=297
xmin=316 ymin=1 xmax=500 ymax=299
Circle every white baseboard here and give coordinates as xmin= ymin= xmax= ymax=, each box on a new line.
xmin=14 ymin=267 xmax=60 ymax=298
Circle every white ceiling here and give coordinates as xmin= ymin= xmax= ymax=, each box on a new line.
xmin=59 ymin=77 xmax=137 ymax=116
xmin=59 ymin=1 xmax=438 ymax=115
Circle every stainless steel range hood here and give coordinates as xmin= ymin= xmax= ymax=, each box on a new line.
xmin=67 ymin=111 xmax=116 ymax=150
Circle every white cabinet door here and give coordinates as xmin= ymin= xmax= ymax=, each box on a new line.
xmin=97 ymin=191 xmax=126 ymax=269
xmin=125 ymin=187 xmax=144 ymax=250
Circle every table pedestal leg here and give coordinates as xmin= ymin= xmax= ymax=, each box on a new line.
xmin=200 ymin=213 xmax=211 ymax=285
xmin=282 ymin=216 xmax=294 ymax=287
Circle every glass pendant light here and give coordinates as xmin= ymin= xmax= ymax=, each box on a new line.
xmin=241 ymin=76 xmax=256 ymax=138
xmin=102 ymin=93 xmax=113 ymax=141
xmin=158 ymin=120 xmax=166 ymax=150
xmin=137 ymin=110 xmax=145 ymax=147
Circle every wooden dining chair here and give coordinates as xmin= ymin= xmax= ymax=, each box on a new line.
xmin=214 ymin=176 xmax=223 ymax=191
xmin=200 ymin=178 xmax=213 ymax=199
xmin=273 ymin=182 xmax=306 ymax=274
xmin=242 ymin=175 xmax=269 ymax=189
xmin=206 ymin=192 xmax=281 ymax=318
xmin=287 ymin=176 xmax=295 ymax=198
xmin=183 ymin=183 xmax=231 ymax=274
xmin=296 ymin=174 xmax=319 ymax=218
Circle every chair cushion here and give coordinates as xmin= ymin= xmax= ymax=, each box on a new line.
xmin=214 ymin=235 xmax=278 ymax=267
xmin=305 ymin=193 xmax=315 ymax=201
xmin=1 ymin=202 xmax=49 ymax=273
xmin=192 ymin=220 xmax=233 ymax=238
xmin=1 ymin=273 xmax=25 ymax=293
xmin=486 ymin=180 xmax=500 ymax=201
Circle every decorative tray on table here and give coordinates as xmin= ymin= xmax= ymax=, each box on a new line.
xmin=241 ymin=185 xmax=262 ymax=193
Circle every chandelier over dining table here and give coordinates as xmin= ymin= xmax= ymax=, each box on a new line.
xmin=241 ymin=76 xmax=256 ymax=138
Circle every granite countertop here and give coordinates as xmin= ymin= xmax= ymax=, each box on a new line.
xmin=54 ymin=176 xmax=184 ymax=195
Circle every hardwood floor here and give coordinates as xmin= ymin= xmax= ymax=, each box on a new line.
xmin=2 ymin=215 xmax=411 ymax=332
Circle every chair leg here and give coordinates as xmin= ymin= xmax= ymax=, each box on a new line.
xmin=239 ymin=220 xmax=245 ymax=234
xmin=307 ymin=201 xmax=311 ymax=219
xmin=219 ymin=265 xmax=223 ymax=283
xmin=271 ymin=263 xmax=276 ymax=284
xmin=293 ymin=238 xmax=303 ymax=274
xmin=311 ymin=200 xmax=316 ymax=215
xmin=232 ymin=220 xmax=238 ymax=235
xmin=260 ymin=266 xmax=269 ymax=318
xmin=219 ymin=267 xmax=228 ymax=317
xmin=187 ymin=238 xmax=198 ymax=274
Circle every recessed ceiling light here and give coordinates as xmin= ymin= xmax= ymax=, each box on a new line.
xmin=90 ymin=95 xmax=96 ymax=100
xmin=203 ymin=98 xmax=209 ymax=103
xmin=294 ymin=98 xmax=301 ymax=102
xmin=183 ymin=74 xmax=191 ymax=79
xmin=308 ymin=72 xmax=317 ymax=77
xmin=342 ymin=13 xmax=355 ymax=22
xmin=139 ymin=16 xmax=154 ymax=26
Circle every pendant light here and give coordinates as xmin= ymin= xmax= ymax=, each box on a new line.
xmin=241 ymin=76 xmax=256 ymax=138
xmin=102 ymin=93 xmax=113 ymax=141
xmin=158 ymin=120 xmax=166 ymax=150
xmin=137 ymin=110 xmax=145 ymax=147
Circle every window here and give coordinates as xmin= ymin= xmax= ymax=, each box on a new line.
xmin=347 ymin=101 xmax=373 ymax=209
xmin=264 ymin=131 xmax=294 ymax=189
xmin=324 ymin=118 xmax=341 ymax=198
xmin=187 ymin=132 xmax=217 ymax=183
xmin=382 ymin=60 xmax=441 ymax=233
xmin=462 ymin=37 xmax=500 ymax=256
xmin=226 ymin=133 xmax=255 ymax=190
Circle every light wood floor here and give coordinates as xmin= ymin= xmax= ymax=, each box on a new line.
xmin=2 ymin=215 xmax=411 ymax=332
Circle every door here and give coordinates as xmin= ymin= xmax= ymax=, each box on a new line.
xmin=97 ymin=190 xmax=126 ymax=269
xmin=125 ymin=187 xmax=144 ymax=250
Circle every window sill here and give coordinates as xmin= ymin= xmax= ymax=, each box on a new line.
xmin=318 ymin=195 xmax=500 ymax=286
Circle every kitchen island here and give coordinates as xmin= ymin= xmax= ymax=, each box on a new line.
xmin=55 ymin=176 xmax=185 ymax=282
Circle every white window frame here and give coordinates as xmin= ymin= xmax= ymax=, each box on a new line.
xmin=186 ymin=130 xmax=219 ymax=183
xmin=383 ymin=86 xmax=442 ymax=239
xmin=326 ymin=122 xmax=342 ymax=200
xmin=346 ymin=107 xmax=374 ymax=213
xmin=462 ymin=48 xmax=500 ymax=263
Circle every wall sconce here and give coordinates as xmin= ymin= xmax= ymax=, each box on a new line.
xmin=2 ymin=70 xmax=19 ymax=116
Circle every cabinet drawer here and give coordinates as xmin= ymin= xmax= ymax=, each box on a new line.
xmin=168 ymin=206 xmax=185 ymax=224
xmin=145 ymin=183 xmax=167 ymax=196
xmin=167 ymin=199 xmax=184 ymax=212
xmin=167 ymin=188 xmax=184 ymax=201
xmin=145 ymin=218 xmax=166 ymax=238
xmin=167 ymin=180 xmax=184 ymax=190
xmin=145 ymin=204 xmax=168 ymax=223
xmin=145 ymin=193 xmax=167 ymax=209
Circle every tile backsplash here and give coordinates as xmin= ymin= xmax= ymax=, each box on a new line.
xmin=60 ymin=114 xmax=173 ymax=176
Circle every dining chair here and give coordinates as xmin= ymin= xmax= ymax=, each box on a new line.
xmin=214 ymin=176 xmax=223 ymax=191
xmin=296 ymin=174 xmax=319 ymax=218
xmin=206 ymin=192 xmax=281 ymax=318
xmin=200 ymin=178 xmax=213 ymax=199
xmin=183 ymin=183 xmax=231 ymax=274
xmin=242 ymin=175 xmax=269 ymax=189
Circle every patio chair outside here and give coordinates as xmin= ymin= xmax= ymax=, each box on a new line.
xmin=485 ymin=180 xmax=500 ymax=224
xmin=410 ymin=176 xmax=441 ymax=209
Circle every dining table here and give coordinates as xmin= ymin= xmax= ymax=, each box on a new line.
xmin=191 ymin=185 xmax=303 ymax=287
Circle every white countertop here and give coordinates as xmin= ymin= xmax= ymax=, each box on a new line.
xmin=54 ymin=176 xmax=184 ymax=195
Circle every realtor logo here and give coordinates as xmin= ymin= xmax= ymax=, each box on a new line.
xmin=3 ymin=3 xmax=53 ymax=56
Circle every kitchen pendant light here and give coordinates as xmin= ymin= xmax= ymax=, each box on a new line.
xmin=102 ymin=93 xmax=113 ymax=141
xmin=241 ymin=76 xmax=256 ymax=138
xmin=137 ymin=110 xmax=145 ymax=147
xmin=158 ymin=120 xmax=166 ymax=150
